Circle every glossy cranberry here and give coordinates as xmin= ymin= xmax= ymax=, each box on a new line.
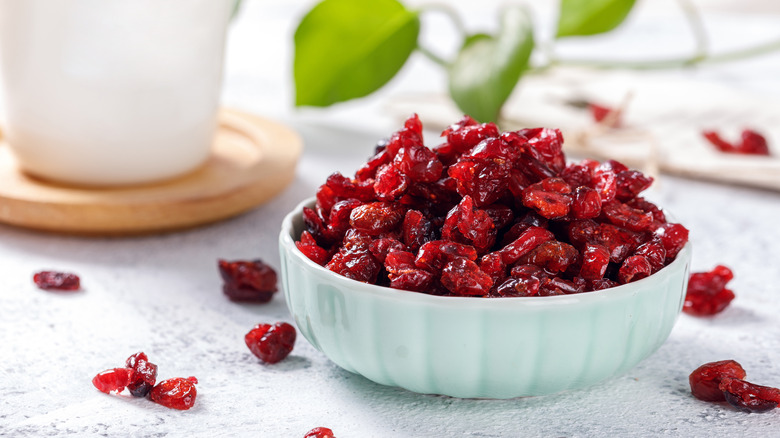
xmin=33 ymin=271 xmax=80 ymax=291
xmin=218 ymin=259 xmax=278 ymax=303
xmin=296 ymin=231 xmax=331 ymax=266
xmin=571 ymin=186 xmax=602 ymax=219
xmin=689 ymin=360 xmax=747 ymax=402
xmin=92 ymin=368 xmax=133 ymax=394
xmin=440 ymin=258 xmax=493 ymax=296
xmin=684 ymin=265 xmax=735 ymax=316
xmin=304 ymin=427 xmax=336 ymax=438
xmin=374 ymin=163 xmax=409 ymax=201
xmin=126 ymin=352 xmax=158 ymax=397
xmin=720 ymin=377 xmax=780 ymax=413
xmin=349 ymin=202 xmax=405 ymax=236
xmin=579 ymin=244 xmax=610 ymax=281
xmin=245 ymin=322 xmax=296 ymax=364
xmin=149 ymin=377 xmax=198 ymax=410
xmin=617 ymin=255 xmax=652 ymax=284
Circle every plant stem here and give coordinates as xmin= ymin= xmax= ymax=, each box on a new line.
xmin=547 ymin=37 xmax=780 ymax=70
xmin=418 ymin=3 xmax=467 ymax=37
xmin=676 ymin=0 xmax=708 ymax=60
xmin=416 ymin=43 xmax=449 ymax=67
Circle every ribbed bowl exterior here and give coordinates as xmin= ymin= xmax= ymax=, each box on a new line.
xmin=280 ymin=199 xmax=691 ymax=398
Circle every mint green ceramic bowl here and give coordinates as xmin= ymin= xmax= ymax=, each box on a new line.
xmin=279 ymin=198 xmax=692 ymax=399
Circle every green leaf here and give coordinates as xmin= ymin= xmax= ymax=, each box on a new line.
xmin=556 ymin=0 xmax=636 ymax=37
xmin=294 ymin=0 xmax=419 ymax=107
xmin=447 ymin=6 xmax=534 ymax=123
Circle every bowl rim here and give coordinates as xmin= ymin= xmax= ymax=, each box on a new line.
xmin=280 ymin=197 xmax=692 ymax=307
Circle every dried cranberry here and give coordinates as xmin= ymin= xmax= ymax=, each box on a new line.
xmin=296 ymin=231 xmax=331 ymax=266
xmin=304 ymin=428 xmax=336 ymax=438
xmin=571 ymin=186 xmax=602 ymax=219
xmin=126 ymin=352 xmax=158 ymax=397
xmin=589 ymin=102 xmax=621 ymax=127
xmin=498 ymin=226 xmax=554 ymax=265
xmin=374 ymin=163 xmax=409 ymax=201
xmin=33 ymin=271 xmax=80 ymax=291
xmin=415 ymin=240 xmax=477 ymax=272
xmin=245 ymin=322 xmax=296 ymax=364
xmin=401 ymin=209 xmax=433 ymax=252
xmin=684 ymin=265 xmax=735 ymax=316
xmin=440 ymin=258 xmax=493 ymax=296
xmin=349 ymin=202 xmax=404 ymax=236
xmin=92 ymin=368 xmax=133 ymax=394
xmin=518 ymin=240 xmax=579 ymax=274
xmin=579 ymin=244 xmax=610 ymax=281
xmin=703 ymin=129 xmax=771 ymax=156
xmin=689 ymin=360 xmax=747 ymax=402
xmin=218 ymin=259 xmax=277 ymax=303
xmin=617 ymin=255 xmax=652 ymax=284
xmin=720 ymin=377 xmax=780 ymax=413
xmin=385 ymin=250 xmax=434 ymax=292
xmin=149 ymin=377 xmax=198 ymax=410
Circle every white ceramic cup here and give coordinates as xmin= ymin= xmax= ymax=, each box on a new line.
xmin=0 ymin=0 xmax=233 ymax=186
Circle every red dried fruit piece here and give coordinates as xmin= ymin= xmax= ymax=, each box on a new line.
xmin=245 ymin=322 xmax=296 ymax=364
xmin=326 ymin=199 xmax=363 ymax=240
xmin=374 ymin=163 xmax=409 ymax=201
xmin=497 ymin=265 xmax=546 ymax=297
xmin=592 ymin=168 xmax=617 ymax=203
xmin=519 ymin=127 xmax=566 ymax=174
xmin=326 ymin=244 xmax=381 ymax=283
xmin=149 ymin=377 xmax=198 ymax=410
xmin=401 ymin=209 xmax=433 ymax=252
xmin=617 ymin=255 xmax=652 ymax=284
xmin=440 ymin=258 xmax=493 ymax=296
xmin=368 ymin=238 xmax=406 ymax=263
xmin=703 ymin=129 xmax=771 ymax=156
xmin=33 ymin=271 xmax=80 ymax=291
xmin=325 ymin=173 xmax=376 ymax=201
xmin=588 ymin=278 xmax=619 ymax=291
xmin=126 ymin=352 xmax=158 ymax=398
xmin=615 ymin=170 xmax=653 ymax=202
xmin=479 ymin=252 xmax=506 ymax=285
xmin=601 ymin=201 xmax=654 ymax=232
xmin=385 ymin=114 xmax=425 ymax=157
xmin=540 ymin=277 xmax=585 ymax=295
xmin=92 ymin=368 xmax=133 ymax=394
xmin=218 ymin=259 xmax=278 ymax=303
xmin=561 ymin=161 xmax=595 ymax=188
xmin=394 ymin=144 xmax=443 ymax=183
xmin=518 ymin=240 xmax=579 ymax=274
xmin=483 ymin=204 xmax=514 ymax=231
xmin=684 ymin=265 xmax=735 ymax=317
xmin=415 ymin=240 xmax=478 ymax=272
xmin=356 ymin=148 xmax=391 ymax=182
xmin=448 ymin=160 xmax=510 ymax=207
xmin=689 ymin=360 xmax=747 ymax=402
xmin=626 ymin=197 xmax=666 ymax=223
xmin=739 ymin=129 xmax=770 ymax=155
xmin=443 ymin=116 xmax=499 ymax=154
xmin=571 ymin=186 xmax=602 ymax=219
xmin=596 ymin=223 xmax=644 ymax=263
xmin=349 ymin=202 xmax=405 ymax=236
xmin=579 ymin=244 xmax=611 ymax=281
xmin=589 ymin=103 xmax=621 ymax=127
xmin=442 ymin=195 xmax=496 ymax=252
xmin=305 ymin=427 xmax=336 ymax=438
xmin=296 ymin=231 xmax=331 ymax=266
xmin=720 ymin=377 xmax=780 ymax=413
xmin=633 ymin=238 xmax=666 ymax=273
xmin=522 ymin=178 xmax=572 ymax=219
xmin=499 ymin=226 xmax=554 ymax=265
xmin=653 ymin=222 xmax=689 ymax=261
xmin=385 ymin=250 xmax=434 ymax=292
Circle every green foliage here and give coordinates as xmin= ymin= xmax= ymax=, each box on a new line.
xmin=447 ymin=6 xmax=534 ymax=122
xmin=293 ymin=0 xmax=419 ymax=107
xmin=556 ymin=0 xmax=636 ymax=37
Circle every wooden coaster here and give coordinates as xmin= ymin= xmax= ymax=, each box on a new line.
xmin=0 ymin=108 xmax=302 ymax=235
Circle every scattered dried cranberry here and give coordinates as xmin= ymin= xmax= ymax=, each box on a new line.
xmin=296 ymin=114 xmax=689 ymax=297
xmin=589 ymin=102 xmax=621 ymax=127
xmin=125 ymin=352 xmax=158 ymax=397
xmin=684 ymin=265 xmax=735 ymax=316
xmin=92 ymin=368 xmax=133 ymax=394
xmin=702 ymin=129 xmax=771 ymax=156
xmin=149 ymin=377 xmax=199 ymax=410
xmin=33 ymin=271 xmax=80 ymax=291
xmin=218 ymin=259 xmax=278 ymax=303
xmin=720 ymin=377 xmax=780 ymax=413
xmin=245 ymin=322 xmax=296 ymax=364
xmin=689 ymin=360 xmax=747 ymax=402
xmin=304 ymin=427 xmax=336 ymax=438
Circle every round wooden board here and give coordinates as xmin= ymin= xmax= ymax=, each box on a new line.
xmin=0 ymin=108 xmax=302 ymax=235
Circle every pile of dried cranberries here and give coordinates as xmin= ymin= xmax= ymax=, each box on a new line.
xmin=296 ymin=114 xmax=689 ymax=297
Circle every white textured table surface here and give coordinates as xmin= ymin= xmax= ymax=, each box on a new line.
xmin=2 ymin=1 xmax=780 ymax=437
